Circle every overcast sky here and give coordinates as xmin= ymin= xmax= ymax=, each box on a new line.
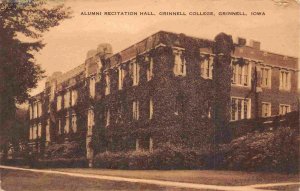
xmin=29 ymin=0 xmax=300 ymax=95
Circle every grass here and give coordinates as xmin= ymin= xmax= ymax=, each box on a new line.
xmin=0 ymin=169 xmax=203 ymax=191
xmin=54 ymin=168 xmax=300 ymax=186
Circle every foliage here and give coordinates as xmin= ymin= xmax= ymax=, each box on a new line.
xmin=219 ymin=126 xmax=299 ymax=173
xmin=94 ymin=144 xmax=209 ymax=170
xmin=33 ymin=157 xmax=88 ymax=168
xmin=0 ymin=0 xmax=72 ymax=153
xmin=44 ymin=141 xmax=85 ymax=159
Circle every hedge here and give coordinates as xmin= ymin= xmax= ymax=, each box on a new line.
xmin=94 ymin=144 xmax=209 ymax=169
xmin=219 ymin=126 xmax=299 ymax=173
xmin=32 ymin=157 xmax=88 ymax=168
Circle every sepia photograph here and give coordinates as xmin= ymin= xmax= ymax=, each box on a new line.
xmin=0 ymin=0 xmax=299 ymax=190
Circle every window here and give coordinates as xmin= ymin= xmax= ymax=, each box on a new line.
xmin=33 ymin=102 xmax=38 ymax=118
xmin=64 ymin=91 xmax=70 ymax=108
xmin=231 ymin=97 xmax=251 ymax=121
xmin=175 ymin=96 xmax=184 ymax=115
xmin=29 ymin=125 xmax=33 ymax=140
xmin=133 ymin=100 xmax=139 ymax=120
xmin=105 ymin=108 xmax=110 ymax=126
xmin=149 ymin=137 xmax=153 ymax=152
xmin=50 ymin=83 xmax=55 ymax=101
xmin=90 ymin=77 xmax=96 ymax=98
xmin=58 ymin=119 xmax=62 ymax=135
xmin=33 ymin=124 xmax=37 ymax=139
xmin=116 ymin=105 xmax=123 ymax=124
xmin=174 ymin=52 xmax=186 ymax=76
xmin=38 ymin=102 xmax=42 ymax=117
xmin=38 ymin=123 xmax=42 ymax=138
xmin=149 ymin=97 xmax=153 ymax=119
xmin=207 ymin=106 xmax=212 ymax=119
xmin=279 ymin=104 xmax=291 ymax=115
xmin=261 ymin=67 xmax=271 ymax=88
xmin=29 ymin=105 xmax=32 ymax=120
xmin=88 ymin=110 xmax=94 ymax=134
xmin=279 ymin=70 xmax=291 ymax=90
xmin=118 ymin=66 xmax=125 ymax=90
xmin=105 ymin=74 xmax=110 ymax=95
xmin=71 ymin=114 xmax=77 ymax=133
xmin=232 ymin=63 xmax=250 ymax=86
xmin=133 ymin=61 xmax=140 ymax=86
xmin=147 ymin=57 xmax=154 ymax=81
xmin=57 ymin=96 xmax=62 ymax=111
xmin=65 ymin=115 xmax=69 ymax=134
xmin=46 ymin=119 xmax=50 ymax=142
xmin=71 ymin=89 xmax=78 ymax=106
xmin=262 ymin=102 xmax=271 ymax=117
xmin=200 ymin=56 xmax=213 ymax=79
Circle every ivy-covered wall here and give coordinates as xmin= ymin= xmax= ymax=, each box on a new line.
xmin=92 ymin=42 xmax=217 ymax=155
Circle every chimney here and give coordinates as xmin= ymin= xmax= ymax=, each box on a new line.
xmin=233 ymin=37 xmax=246 ymax=47
xmin=237 ymin=37 xmax=246 ymax=46
xmin=250 ymin=40 xmax=261 ymax=50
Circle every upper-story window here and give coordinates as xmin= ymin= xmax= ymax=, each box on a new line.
xmin=279 ymin=104 xmax=291 ymax=115
xmin=132 ymin=100 xmax=139 ymax=120
xmin=64 ymin=91 xmax=70 ymax=108
xmin=71 ymin=89 xmax=78 ymax=106
xmin=132 ymin=61 xmax=140 ymax=86
xmin=105 ymin=108 xmax=110 ymax=127
xmin=200 ymin=56 xmax=213 ymax=79
xmin=261 ymin=67 xmax=271 ymax=88
xmin=279 ymin=70 xmax=291 ymax=91
xmin=38 ymin=102 xmax=42 ymax=117
xmin=149 ymin=97 xmax=153 ymax=119
xmin=147 ymin=57 xmax=154 ymax=81
xmin=232 ymin=63 xmax=250 ymax=86
xmin=174 ymin=51 xmax=186 ymax=76
xmin=231 ymin=97 xmax=251 ymax=121
xmin=29 ymin=105 xmax=33 ymax=120
xmin=57 ymin=95 xmax=62 ymax=111
xmin=105 ymin=74 xmax=110 ymax=95
xmin=118 ymin=66 xmax=125 ymax=90
xmin=262 ymin=102 xmax=271 ymax=117
xmin=90 ymin=76 xmax=96 ymax=98
xmin=33 ymin=102 xmax=38 ymax=118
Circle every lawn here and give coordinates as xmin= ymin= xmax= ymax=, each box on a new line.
xmin=0 ymin=169 xmax=202 ymax=191
xmin=54 ymin=168 xmax=300 ymax=186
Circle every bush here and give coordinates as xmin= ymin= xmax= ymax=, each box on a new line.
xmin=219 ymin=126 xmax=299 ymax=173
xmin=94 ymin=144 xmax=207 ymax=169
xmin=28 ymin=141 xmax=87 ymax=168
xmin=44 ymin=141 xmax=85 ymax=159
xmin=32 ymin=157 xmax=88 ymax=168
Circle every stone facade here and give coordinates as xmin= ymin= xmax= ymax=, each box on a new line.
xmin=28 ymin=31 xmax=299 ymax=162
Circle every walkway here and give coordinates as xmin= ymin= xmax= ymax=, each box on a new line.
xmin=0 ymin=165 xmax=299 ymax=191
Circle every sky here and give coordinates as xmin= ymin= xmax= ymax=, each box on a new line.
xmin=29 ymin=0 xmax=300 ymax=95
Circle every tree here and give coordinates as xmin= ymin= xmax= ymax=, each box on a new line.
xmin=0 ymin=0 xmax=72 ymax=156
xmin=212 ymin=33 xmax=235 ymax=144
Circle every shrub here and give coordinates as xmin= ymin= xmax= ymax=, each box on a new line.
xmin=219 ymin=126 xmax=299 ymax=173
xmin=32 ymin=157 xmax=88 ymax=168
xmin=44 ymin=141 xmax=85 ymax=159
xmin=94 ymin=144 xmax=207 ymax=169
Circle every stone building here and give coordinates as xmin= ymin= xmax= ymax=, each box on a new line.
xmin=28 ymin=31 xmax=299 ymax=161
